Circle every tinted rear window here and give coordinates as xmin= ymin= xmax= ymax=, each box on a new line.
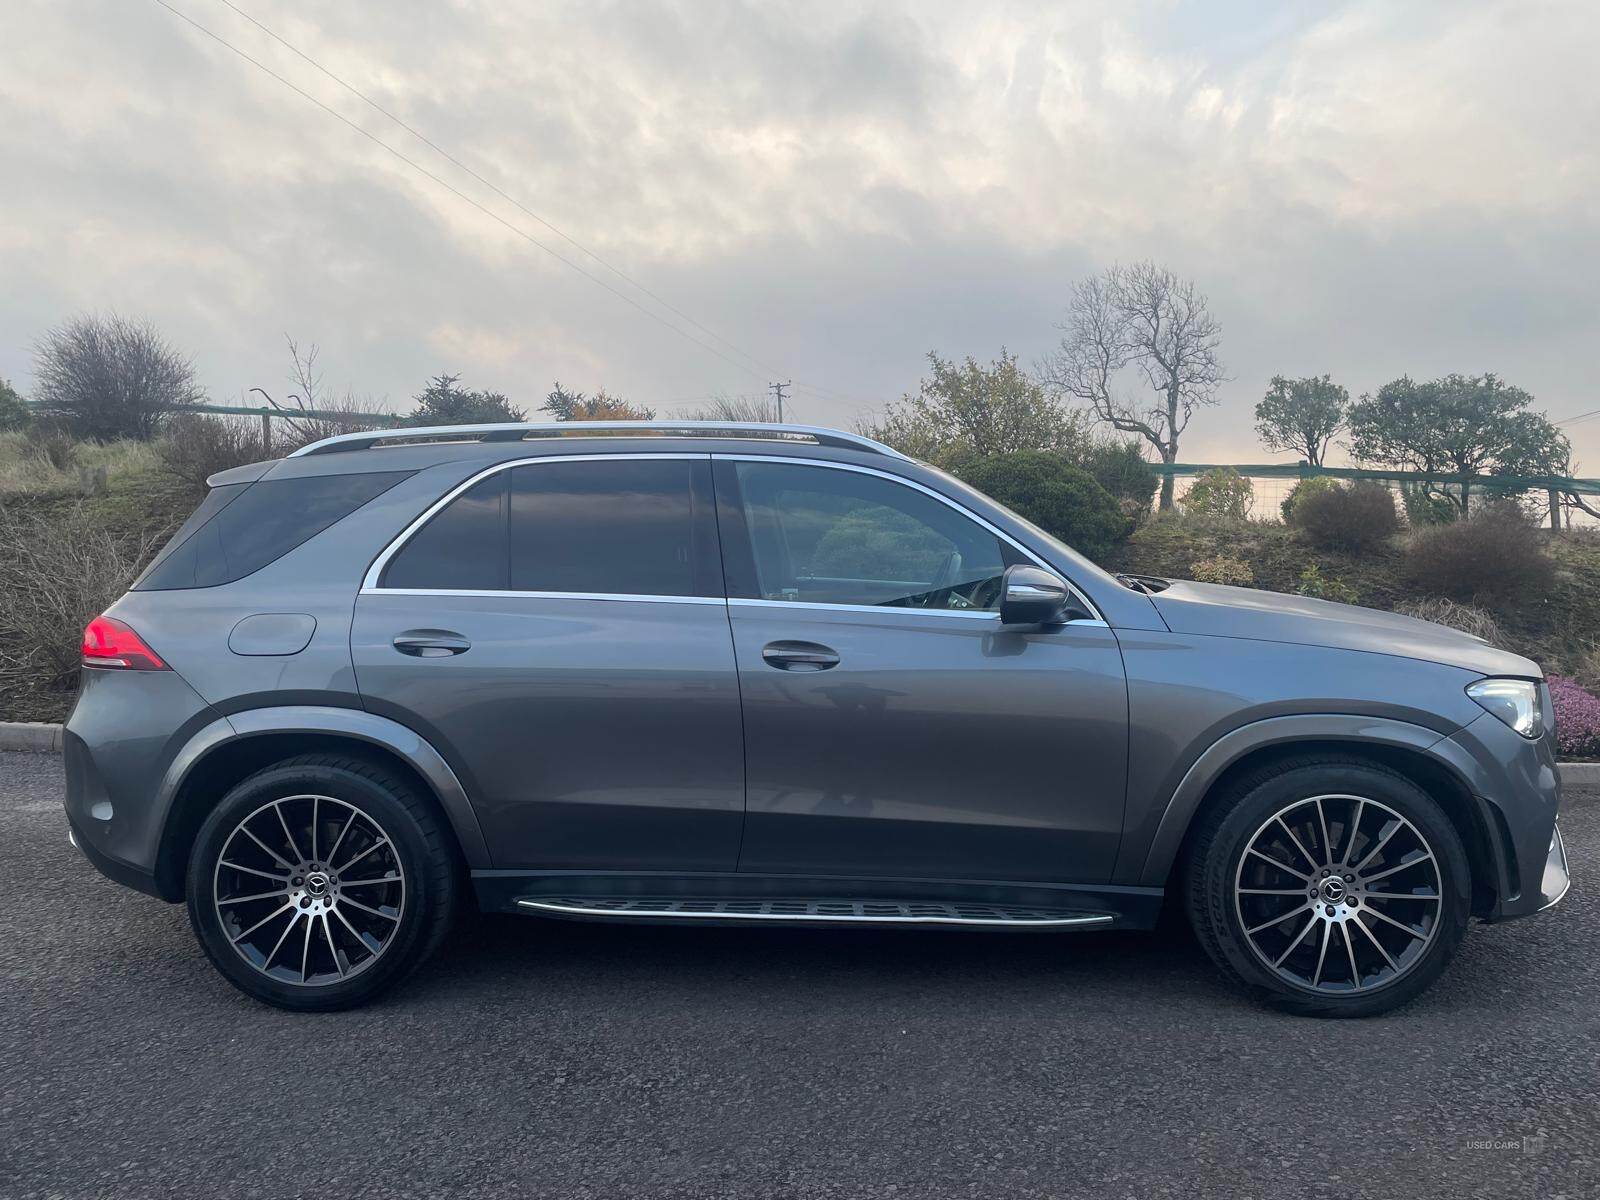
xmin=381 ymin=472 xmax=509 ymax=590
xmin=137 ymin=471 xmax=411 ymax=590
xmin=509 ymin=459 xmax=716 ymax=596
xmin=374 ymin=458 xmax=719 ymax=597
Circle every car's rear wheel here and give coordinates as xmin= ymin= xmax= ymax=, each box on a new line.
xmin=1185 ymin=757 xmax=1471 ymax=1017
xmin=186 ymin=754 xmax=458 ymax=1011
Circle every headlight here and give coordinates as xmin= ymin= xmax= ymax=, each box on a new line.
xmin=1466 ymin=678 xmax=1545 ymax=739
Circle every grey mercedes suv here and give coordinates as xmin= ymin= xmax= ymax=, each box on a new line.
xmin=64 ymin=421 xmax=1570 ymax=1016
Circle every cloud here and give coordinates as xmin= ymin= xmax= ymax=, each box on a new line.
xmin=1 ymin=0 xmax=1597 ymax=464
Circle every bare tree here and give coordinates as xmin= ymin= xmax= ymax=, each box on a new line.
xmin=32 ymin=312 xmax=203 ymax=440
xmin=261 ymin=336 xmax=393 ymax=451
xmin=1043 ymin=262 xmax=1225 ymax=510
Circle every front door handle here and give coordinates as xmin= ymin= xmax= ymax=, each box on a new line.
xmin=761 ymin=640 xmax=840 ymax=671
xmin=392 ymin=629 xmax=471 ymax=658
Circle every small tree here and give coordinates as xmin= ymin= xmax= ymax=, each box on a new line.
xmin=404 ymin=374 xmax=525 ymax=426
xmin=32 ymin=313 xmax=202 ymax=440
xmin=859 ymin=349 xmax=1087 ymax=467
xmin=0 ymin=378 xmax=29 ymax=431
xmin=1182 ymin=467 xmax=1252 ymax=522
xmin=1043 ymin=262 xmax=1225 ymax=510
xmin=541 ymin=382 xmax=655 ymax=421
xmin=1255 ymin=375 xmax=1347 ymax=465
xmin=1347 ymin=374 xmax=1568 ymax=515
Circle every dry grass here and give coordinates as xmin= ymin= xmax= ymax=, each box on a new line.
xmin=0 ymin=502 xmax=167 ymax=719
xmin=0 ymin=431 xmax=163 ymax=495
xmin=1392 ymin=597 xmax=1506 ymax=644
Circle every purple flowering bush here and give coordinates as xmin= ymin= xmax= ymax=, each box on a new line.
xmin=1546 ymin=675 xmax=1600 ymax=759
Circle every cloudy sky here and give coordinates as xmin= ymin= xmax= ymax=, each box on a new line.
xmin=3 ymin=0 xmax=1598 ymax=464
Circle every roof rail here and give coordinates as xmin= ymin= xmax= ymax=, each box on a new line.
xmin=285 ymin=420 xmax=912 ymax=461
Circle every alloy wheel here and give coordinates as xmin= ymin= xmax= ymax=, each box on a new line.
xmin=1233 ymin=793 xmax=1442 ymax=994
xmin=212 ymin=794 xmax=406 ymax=986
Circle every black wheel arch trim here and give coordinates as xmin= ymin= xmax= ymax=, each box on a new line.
xmin=1126 ymin=713 xmax=1510 ymax=896
xmin=152 ymin=706 xmax=492 ymax=899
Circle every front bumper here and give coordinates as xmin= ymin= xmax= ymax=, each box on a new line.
xmin=1539 ymin=822 xmax=1571 ymax=911
xmin=1438 ymin=710 xmax=1566 ymax=921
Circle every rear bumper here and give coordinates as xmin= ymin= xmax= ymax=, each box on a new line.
xmin=67 ymin=816 xmax=164 ymax=898
xmin=63 ymin=667 xmax=222 ymax=902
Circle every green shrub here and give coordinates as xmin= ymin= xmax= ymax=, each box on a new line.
xmin=1182 ymin=467 xmax=1252 ymax=522
xmin=1403 ymin=505 xmax=1553 ymax=602
xmin=1295 ymin=563 xmax=1359 ymax=604
xmin=1280 ymin=475 xmax=1335 ymax=522
xmin=1289 ymin=481 xmax=1400 ymax=552
xmin=0 ymin=379 xmax=29 ymax=431
xmin=1190 ymin=554 xmax=1254 ymax=586
xmin=953 ymin=451 xmax=1128 ymax=563
xmin=1079 ymin=438 xmax=1159 ymax=520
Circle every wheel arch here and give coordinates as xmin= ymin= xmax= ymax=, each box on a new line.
xmin=1136 ymin=716 xmax=1508 ymax=917
xmin=152 ymin=707 xmax=491 ymax=900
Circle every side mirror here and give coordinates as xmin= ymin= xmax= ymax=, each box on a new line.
xmin=999 ymin=564 xmax=1073 ymax=626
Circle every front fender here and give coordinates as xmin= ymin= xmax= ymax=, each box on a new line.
xmin=158 ymin=706 xmax=492 ymax=875
xmin=1123 ymin=713 xmax=1470 ymax=887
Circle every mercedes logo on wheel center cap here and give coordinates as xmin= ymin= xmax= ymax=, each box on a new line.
xmin=305 ymin=872 xmax=330 ymax=897
xmin=1320 ymin=877 xmax=1347 ymax=904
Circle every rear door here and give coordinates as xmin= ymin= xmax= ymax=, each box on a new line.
xmin=714 ymin=456 xmax=1129 ymax=884
xmin=352 ymin=454 xmax=745 ymax=871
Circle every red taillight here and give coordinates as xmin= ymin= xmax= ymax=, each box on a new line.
xmin=81 ymin=615 xmax=169 ymax=671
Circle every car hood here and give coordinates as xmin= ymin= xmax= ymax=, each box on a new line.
xmin=1146 ymin=579 xmax=1540 ymax=678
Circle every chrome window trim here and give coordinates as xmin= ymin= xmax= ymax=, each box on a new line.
xmin=728 ymin=598 xmax=1108 ymax=627
xmin=364 ymin=588 xmax=725 ymax=606
xmin=713 ymin=453 xmax=1105 ymax=623
xmin=360 ymin=452 xmax=710 ymax=595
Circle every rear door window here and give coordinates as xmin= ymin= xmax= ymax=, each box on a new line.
xmin=381 ymin=473 xmax=509 ymax=591
xmin=375 ymin=456 xmax=721 ymax=598
xmin=508 ymin=458 xmax=720 ymax=597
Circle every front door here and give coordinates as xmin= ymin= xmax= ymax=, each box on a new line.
xmin=713 ymin=457 xmax=1128 ymax=884
xmin=352 ymin=454 xmax=745 ymax=871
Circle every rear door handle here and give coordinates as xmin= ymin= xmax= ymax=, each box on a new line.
xmin=761 ymin=640 xmax=840 ymax=671
xmin=392 ymin=630 xmax=471 ymax=658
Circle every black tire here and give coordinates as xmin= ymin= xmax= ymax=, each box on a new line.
xmin=186 ymin=754 xmax=459 ymax=1011
xmin=1184 ymin=755 xmax=1471 ymax=1018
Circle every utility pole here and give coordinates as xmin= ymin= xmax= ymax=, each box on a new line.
xmin=769 ymin=380 xmax=790 ymax=423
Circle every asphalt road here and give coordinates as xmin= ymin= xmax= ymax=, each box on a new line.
xmin=2 ymin=751 xmax=1597 ymax=1199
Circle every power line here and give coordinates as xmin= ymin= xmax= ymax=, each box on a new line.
xmin=769 ymin=380 xmax=791 ymax=422
xmin=1556 ymin=406 xmax=1600 ymax=427
xmin=151 ymin=0 xmax=769 ymax=383
xmin=210 ymin=0 xmax=793 ymax=385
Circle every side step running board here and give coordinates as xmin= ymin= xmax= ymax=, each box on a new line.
xmin=515 ymin=896 xmax=1116 ymax=928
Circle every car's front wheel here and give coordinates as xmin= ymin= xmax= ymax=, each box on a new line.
xmin=186 ymin=754 xmax=458 ymax=1011
xmin=1185 ymin=756 xmax=1472 ymax=1018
